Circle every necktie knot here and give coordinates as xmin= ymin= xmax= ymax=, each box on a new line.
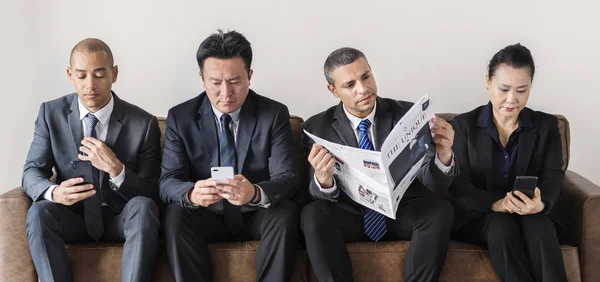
xmin=359 ymin=119 xmax=371 ymax=134
xmin=220 ymin=114 xmax=232 ymax=131
xmin=358 ymin=119 xmax=374 ymax=151
xmin=84 ymin=113 xmax=99 ymax=138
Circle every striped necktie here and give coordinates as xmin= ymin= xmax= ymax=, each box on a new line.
xmin=358 ymin=119 xmax=387 ymax=242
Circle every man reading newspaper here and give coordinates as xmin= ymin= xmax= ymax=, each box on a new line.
xmin=300 ymin=47 xmax=458 ymax=282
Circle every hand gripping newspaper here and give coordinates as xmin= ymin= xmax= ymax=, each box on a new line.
xmin=304 ymin=94 xmax=435 ymax=219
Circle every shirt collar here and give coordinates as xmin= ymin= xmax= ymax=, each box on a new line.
xmin=78 ymin=93 xmax=114 ymax=125
xmin=477 ymin=101 xmax=533 ymax=130
xmin=343 ymin=102 xmax=377 ymax=131
xmin=211 ymin=105 xmax=241 ymax=124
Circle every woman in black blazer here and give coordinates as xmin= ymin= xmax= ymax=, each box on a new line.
xmin=450 ymin=44 xmax=567 ymax=282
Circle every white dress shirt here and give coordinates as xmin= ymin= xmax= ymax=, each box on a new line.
xmin=315 ymin=103 xmax=454 ymax=193
xmin=44 ymin=95 xmax=125 ymax=202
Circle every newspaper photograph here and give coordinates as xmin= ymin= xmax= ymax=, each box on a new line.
xmin=304 ymin=93 xmax=435 ymax=219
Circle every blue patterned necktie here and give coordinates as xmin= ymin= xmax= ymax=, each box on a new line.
xmin=358 ymin=119 xmax=387 ymax=242
xmin=220 ymin=114 xmax=244 ymax=235
xmin=83 ymin=113 xmax=103 ymax=241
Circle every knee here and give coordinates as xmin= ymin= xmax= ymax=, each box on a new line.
xmin=162 ymin=203 xmax=189 ymax=236
xmin=520 ymin=214 xmax=556 ymax=239
xmin=26 ymin=201 xmax=59 ymax=235
xmin=125 ymin=196 xmax=159 ymax=230
xmin=300 ymin=200 xmax=333 ymax=236
xmin=483 ymin=213 xmax=521 ymax=244
xmin=265 ymin=199 xmax=299 ymax=230
xmin=420 ymin=198 xmax=455 ymax=231
xmin=128 ymin=196 xmax=158 ymax=215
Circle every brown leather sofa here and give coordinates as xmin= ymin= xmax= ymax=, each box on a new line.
xmin=1 ymin=114 xmax=598 ymax=282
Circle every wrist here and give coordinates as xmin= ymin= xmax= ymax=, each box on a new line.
xmin=317 ymin=175 xmax=334 ymax=188
xmin=109 ymin=162 xmax=124 ymax=178
xmin=250 ymin=184 xmax=260 ymax=204
xmin=438 ymin=152 xmax=452 ymax=166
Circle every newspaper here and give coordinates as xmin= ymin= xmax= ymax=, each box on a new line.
xmin=304 ymin=93 xmax=434 ymax=219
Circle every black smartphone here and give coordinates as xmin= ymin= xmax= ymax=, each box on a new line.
xmin=71 ymin=160 xmax=95 ymax=188
xmin=512 ymin=176 xmax=538 ymax=200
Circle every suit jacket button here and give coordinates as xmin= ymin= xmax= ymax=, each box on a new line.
xmin=274 ymin=194 xmax=281 ymax=200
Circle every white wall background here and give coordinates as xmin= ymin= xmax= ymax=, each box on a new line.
xmin=1 ymin=0 xmax=598 ymax=193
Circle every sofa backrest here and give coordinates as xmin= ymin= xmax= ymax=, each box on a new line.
xmin=156 ymin=113 xmax=570 ymax=178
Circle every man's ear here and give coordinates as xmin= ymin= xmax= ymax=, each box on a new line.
xmin=111 ymin=65 xmax=119 ymax=83
xmin=66 ymin=67 xmax=76 ymax=85
xmin=248 ymin=69 xmax=253 ymax=82
xmin=327 ymin=84 xmax=339 ymax=98
xmin=485 ymin=74 xmax=491 ymax=90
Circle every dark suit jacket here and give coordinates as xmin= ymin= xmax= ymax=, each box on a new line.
xmin=159 ymin=90 xmax=298 ymax=207
xmin=22 ymin=93 xmax=162 ymax=213
xmin=450 ymin=106 xmax=564 ymax=228
xmin=302 ymin=97 xmax=458 ymax=215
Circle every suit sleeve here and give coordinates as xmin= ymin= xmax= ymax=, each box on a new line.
xmin=254 ymin=105 xmax=298 ymax=206
xmin=416 ymin=140 xmax=459 ymax=195
xmin=303 ymin=122 xmax=340 ymax=201
xmin=537 ymin=116 xmax=564 ymax=214
xmin=159 ymin=109 xmax=196 ymax=206
xmin=449 ymin=118 xmax=502 ymax=214
xmin=22 ymin=103 xmax=58 ymax=202
xmin=112 ymin=116 xmax=162 ymax=202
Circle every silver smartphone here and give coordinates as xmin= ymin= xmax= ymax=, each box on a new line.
xmin=211 ymin=166 xmax=234 ymax=184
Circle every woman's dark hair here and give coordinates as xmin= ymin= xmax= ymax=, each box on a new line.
xmin=196 ymin=29 xmax=252 ymax=74
xmin=488 ymin=43 xmax=535 ymax=81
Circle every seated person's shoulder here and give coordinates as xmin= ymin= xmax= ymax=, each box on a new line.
xmin=41 ymin=93 xmax=78 ymax=112
xmin=453 ymin=105 xmax=487 ymax=128
xmin=530 ymin=109 xmax=559 ymax=125
xmin=303 ymin=104 xmax=338 ymax=131
xmin=252 ymin=92 xmax=289 ymax=115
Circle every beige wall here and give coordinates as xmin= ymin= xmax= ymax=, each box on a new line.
xmin=1 ymin=0 xmax=598 ymax=193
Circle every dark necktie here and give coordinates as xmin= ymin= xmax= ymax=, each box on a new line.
xmin=358 ymin=119 xmax=387 ymax=242
xmin=220 ymin=114 xmax=244 ymax=235
xmin=83 ymin=113 xmax=103 ymax=241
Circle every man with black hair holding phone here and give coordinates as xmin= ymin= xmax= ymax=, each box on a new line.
xmin=22 ymin=38 xmax=162 ymax=282
xmin=159 ymin=30 xmax=299 ymax=282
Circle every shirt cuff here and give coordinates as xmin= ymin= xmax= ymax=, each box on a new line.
xmin=248 ymin=184 xmax=271 ymax=208
xmin=182 ymin=188 xmax=200 ymax=209
xmin=108 ymin=165 xmax=126 ymax=190
xmin=43 ymin=185 xmax=58 ymax=202
xmin=314 ymin=174 xmax=338 ymax=194
xmin=434 ymin=151 xmax=455 ymax=174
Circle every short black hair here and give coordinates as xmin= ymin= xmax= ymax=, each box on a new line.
xmin=196 ymin=29 xmax=253 ymax=74
xmin=488 ymin=43 xmax=535 ymax=81
xmin=70 ymin=38 xmax=114 ymax=67
xmin=324 ymin=47 xmax=368 ymax=85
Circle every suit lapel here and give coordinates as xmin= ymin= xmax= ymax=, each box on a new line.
xmin=101 ymin=94 xmax=125 ymax=189
xmin=332 ymin=102 xmax=359 ymax=147
xmin=373 ymin=98 xmax=393 ymax=151
xmin=198 ymin=95 xmax=220 ymax=169
xmin=236 ymin=92 xmax=257 ymax=174
xmin=516 ymin=129 xmax=537 ymax=177
xmin=68 ymin=96 xmax=83 ymax=156
xmin=104 ymin=94 xmax=124 ymax=152
xmin=476 ymin=127 xmax=495 ymax=191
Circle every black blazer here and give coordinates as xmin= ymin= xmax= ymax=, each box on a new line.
xmin=22 ymin=93 xmax=162 ymax=213
xmin=159 ymin=90 xmax=298 ymax=207
xmin=302 ymin=97 xmax=458 ymax=214
xmin=450 ymin=106 xmax=564 ymax=227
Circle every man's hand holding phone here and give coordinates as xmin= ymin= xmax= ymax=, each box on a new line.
xmin=188 ymin=178 xmax=222 ymax=207
xmin=52 ymin=177 xmax=96 ymax=206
